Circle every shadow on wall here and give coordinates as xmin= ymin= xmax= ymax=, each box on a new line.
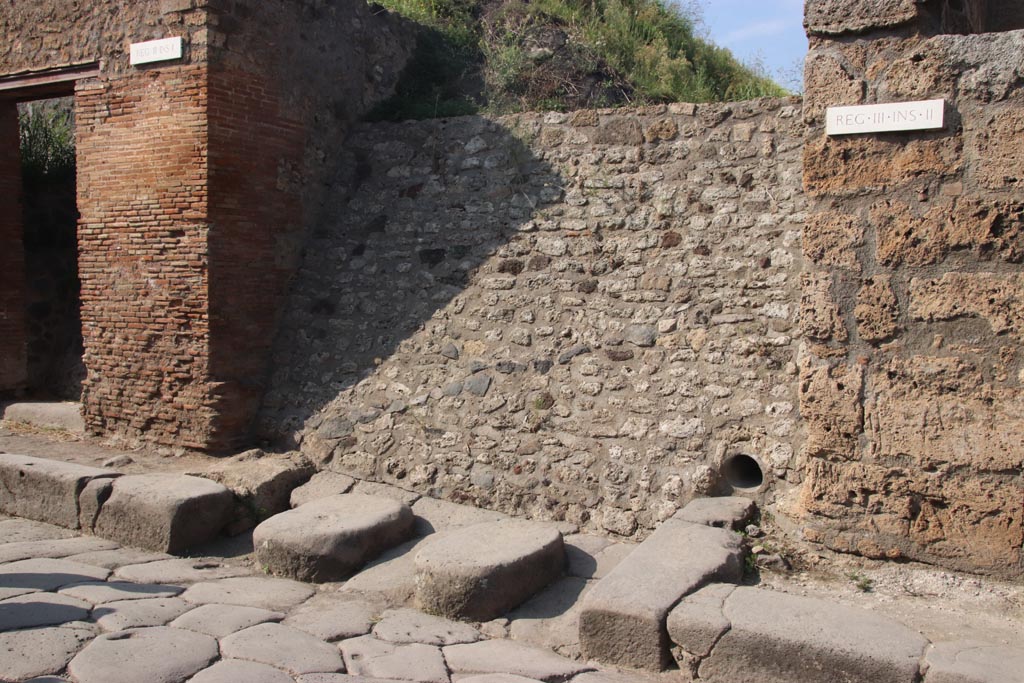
xmin=259 ymin=117 xmax=560 ymax=450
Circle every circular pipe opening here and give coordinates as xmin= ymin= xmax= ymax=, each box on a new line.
xmin=722 ymin=454 xmax=764 ymax=490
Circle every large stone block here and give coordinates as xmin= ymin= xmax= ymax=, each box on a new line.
xmin=805 ymin=0 xmax=921 ymax=35
xmin=799 ymin=363 xmax=864 ymax=460
xmin=578 ymin=519 xmax=744 ymax=671
xmin=855 ymin=275 xmax=899 ymax=343
xmin=91 ymin=474 xmax=234 ymax=553
xmin=924 ymin=641 xmax=1024 ymax=683
xmin=414 ymin=520 xmax=565 ymax=621
xmin=669 ymin=585 xmax=928 ymax=683
xmin=909 ymin=273 xmax=1024 ymax=341
xmin=803 ymin=212 xmax=864 ymax=272
xmin=253 ymin=493 xmax=415 ymax=582
xmin=0 ymin=453 xmax=119 ymax=529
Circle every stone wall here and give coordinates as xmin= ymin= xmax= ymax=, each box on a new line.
xmin=261 ymin=98 xmax=807 ymax=538
xmin=798 ymin=0 xmax=1024 ymax=575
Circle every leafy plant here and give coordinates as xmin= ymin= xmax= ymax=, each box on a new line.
xmin=848 ymin=571 xmax=875 ymax=592
xmin=18 ymin=100 xmax=75 ymax=181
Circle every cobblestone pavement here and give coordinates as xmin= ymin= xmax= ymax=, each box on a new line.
xmin=0 ymin=514 xmax=676 ymax=683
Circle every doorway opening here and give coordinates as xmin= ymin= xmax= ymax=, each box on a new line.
xmin=17 ymin=97 xmax=83 ymax=400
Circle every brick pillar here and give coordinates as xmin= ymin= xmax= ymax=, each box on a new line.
xmin=0 ymin=101 xmax=27 ymax=392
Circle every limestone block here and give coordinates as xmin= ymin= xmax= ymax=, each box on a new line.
xmin=972 ymin=108 xmax=1024 ymax=190
xmin=800 ymin=272 xmax=847 ymax=342
xmin=0 ymin=624 xmax=95 ymax=682
xmin=0 ymin=453 xmax=119 ymax=529
xmin=289 ymin=471 xmax=356 ymax=507
xmin=855 ymin=275 xmax=899 ymax=343
xmin=67 ymin=627 xmax=219 ymax=683
xmin=909 ymin=273 xmax=1024 ymax=341
xmin=673 ymin=497 xmax=757 ymax=530
xmin=578 ymin=518 xmax=744 ymax=671
xmin=805 ymin=0 xmax=921 ymax=35
xmin=414 ymin=520 xmax=565 ymax=621
xmin=803 ymin=212 xmax=864 ymax=272
xmin=253 ymin=493 xmax=415 ymax=582
xmin=799 ymin=362 xmax=864 ymax=460
xmin=220 ymin=623 xmax=345 ymax=676
xmin=442 ymin=639 xmax=591 ymax=681
xmin=91 ymin=474 xmax=234 ymax=553
xmin=191 ymin=448 xmax=315 ymax=522
xmin=669 ymin=585 xmax=929 ymax=683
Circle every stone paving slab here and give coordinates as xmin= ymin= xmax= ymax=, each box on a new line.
xmin=221 ymin=622 xmax=346 ymax=675
xmin=578 ymin=519 xmax=744 ymax=671
xmin=113 ymin=557 xmax=249 ymax=584
xmin=372 ymin=607 xmax=483 ymax=646
xmin=0 ymin=518 xmax=77 ymax=544
xmin=285 ymin=594 xmax=381 ymax=642
xmin=0 ymin=623 xmax=95 ymax=681
xmin=58 ymin=579 xmax=182 ymax=604
xmin=0 ymin=537 xmax=121 ymax=564
xmin=67 ymin=626 xmax=220 ymax=683
xmin=92 ymin=474 xmax=234 ymax=553
xmin=92 ymin=596 xmax=192 ymax=631
xmin=414 ymin=520 xmax=565 ymax=621
xmin=443 ymin=639 xmax=593 ymax=681
xmin=290 ymin=471 xmax=357 ymax=507
xmin=0 ymin=453 xmax=118 ymax=529
xmin=64 ymin=547 xmax=173 ymax=569
xmin=340 ymin=635 xmax=448 ymax=683
xmin=170 ymin=603 xmax=286 ymax=638
xmin=254 ymin=494 xmax=415 ymax=582
xmin=669 ymin=584 xmax=929 ymax=683
xmin=0 ymin=558 xmax=111 ymax=590
xmin=190 ymin=658 xmax=296 ymax=683
xmin=923 ymin=641 xmax=1024 ymax=683
xmin=0 ymin=591 xmax=92 ymax=631
xmin=672 ymin=496 xmax=757 ymax=530
xmin=180 ymin=576 xmax=316 ymax=612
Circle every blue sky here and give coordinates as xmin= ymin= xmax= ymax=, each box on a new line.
xmin=687 ymin=0 xmax=808 ymax=92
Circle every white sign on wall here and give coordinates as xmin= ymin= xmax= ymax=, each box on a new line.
xmin=826 ymin=99 xmax=946 ymax=136
xmin=130 ymin=37 xmax=184 ymax=66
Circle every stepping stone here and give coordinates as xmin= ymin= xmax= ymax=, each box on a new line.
xmin=0 ymin=557 xmax=111 ymax=591
xmin=414 ymin=520 xmax=565 ymax=621
xmin=254 ymin=493 xmax=415 ymax=582
xmin=190 ymin=449 xmax=315 ymax=521
xmin=0 ymin=454 xmax=119 ymax=529
xmin=180 ymin=576 xmax=315 ymax=611
xmin=0 ymin=623 xmax=94 ymax=680
xmin=59 ymin=580 xmax=181 ymax=605
xmin=68 ymin=626 xmax=219 ymax=683
xmin=508 ymin=576 xmax=590 ymax=658
xmin=341 ymin=536 xmax=429 ymax=604
xmin=92 ymin=597 xmax=192 ymax=631
xmin=443 ymin=639 xmax=592 ymax=681
xmin=564 ymin=535 xmax=635 ymax=580
xmin=410 ymin=496 xmax=506 ymax=535
xmin=92 ymin=474 xmax=234 ymax=553
xmin=290 ymin=471 xmax=356 ymax=507
xmin=0 ymin=592 xmax=91 ymax=631
xmin=0 ymin=536 xmax=120 ymax=563
xmin=220 ymin=623 xmax=346 ymax=675
xmin=923 ymin=641 xmax=1024 ymax=683
xmin=372 ymin=607 xmax=483 ymax=646
xmin=114 ymin=557 xmax=249 ymax=584
xmin=190 ymin=659 xmax=295 ymax=683
xmin=170 ymin=603 xmax=285 ymax=638
xmin=66 ymin=547 xmax=173 ymax=570
xmin=341 ymin=635 xmax=448 ymax=683
xmin=285 ymin=594 xmax=380 ymax=641
xmin=669 ymin=585 xmax=929 ymax=683
xmin=578 ymin=518 xmax=744 ymax=671
xmin=673 ymin=496 xmax=757 ymax=530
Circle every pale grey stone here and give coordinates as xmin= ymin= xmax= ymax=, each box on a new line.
xmin=67 ymin=626 xmax=219 ymax=683
xmin=923 ymin=641 xmax=1024 ymax=683
xmin=170 ymin=603 xmax=285 ymax=638
xmin=190 ymin=449 xmax=316 ymax=521
xmin=180 ymin=576 xmax=315 ymax=611
xmin=0 ymin=401 xmax=84 ymax=431
xmin=220 ymin=623 xmax=346 ymax=675
xmin=0 ymin=557 xmax=110 ymax=591
xmin=0 ymin=623 xmax=94 ymax=680
xmin=508 ymin=577 xmax=590 ymax=658
xmin=0 ymin=592 xmax=91 ymax=631
xmin=414 ymin=520 xmax=565 ymax=621
xmin=673 ymin=585 xmax=929 ymax=683
xmin=350 ymin=481 xmax=421 ymax=506
xmin=253 ymin=493 xmax=415 ymax=582
xmin=456 ymin=676 xmax=545 ymax=683
xmin=443 ymin=639 xmax=592 ymax=681
xmin=92 ymin=474 xmax=234 ymax=553
xmin=0 ymin=518 xmax=76 ymax=543
xmin=578 ymin=519 xmax=744 ymax=670
xmin=341 ymin=536 xmax=430 ymax=604
xmin=372 ymin=608 xmax=482 ymax=646
xmin=623 ymin=325 xmax=657 ymax=347
xmin=0 ymin=536 xmax=119 ymax=564
xmin=190 ymin=659 xmax=295 ymax=683
xmin=666 ymin=583 xmax=735 ymax=658
xmin=65 ymin=547 xmax=174 ymax=570
xmin=673 ymin=496 xmax=757 ymax=530
xmin=78 ymin=477 xmax=115 ymax=531
xmin=114 ymin=557 xmax=249 ymax=584
xmin=564 ymin=535 xmax=635 ymax=580
xmin=464 ymin=374 xmax=492 ymax=397
xmin=411 ymin=497 xmax=506 ymax=535
xmin=298 ymin=675 xmax=404 ymax=683
xmin=291 ymin=471 xmax=357 ymax=507
xmin=341 ymin=635 xmax=448 ymax=683
xmin=92 ymin=596 xmax=192 ymax=631
xmin=0 ymin=586 xmax=39 ymax=600
xmin=284 ymin=594 xmax=380 ymax=641
xmin=59 ymin=580 xmax=182 ymax=605
xmin=0 ymin=453 xmax=118 ymax=529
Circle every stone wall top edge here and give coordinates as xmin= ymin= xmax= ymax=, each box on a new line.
xmin=804 ymin=0 xmax=923 ymax=37
xmin=352 ymin=95 xmax=804 ymax=133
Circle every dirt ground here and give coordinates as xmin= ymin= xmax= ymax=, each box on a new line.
xmin=3 ymin=418 xmax=1022 ymax=650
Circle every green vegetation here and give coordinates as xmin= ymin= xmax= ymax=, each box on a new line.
xmin=370 ymin=0 xmax=787 ymax=120
xmin=18 ymin=100 xmax=75 ymax=181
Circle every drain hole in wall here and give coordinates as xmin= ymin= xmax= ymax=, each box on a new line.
xmin=723 ymin=454 xmax=764 ymax=490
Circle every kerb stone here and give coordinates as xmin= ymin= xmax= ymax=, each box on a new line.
xmin=578 ymin=518 xmax=744 ymax=671
xmin=0 ymin=453 xmax=119 ymax=529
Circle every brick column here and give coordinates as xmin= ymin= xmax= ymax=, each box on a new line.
xmin=0 ymin=101 xmax=27 ymax=392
